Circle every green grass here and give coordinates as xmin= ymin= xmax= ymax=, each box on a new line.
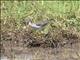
xmin=1 ymin=1 xmax=80 ymax=33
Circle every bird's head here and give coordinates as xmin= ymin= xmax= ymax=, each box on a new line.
xmin=23 ymin=18 xmax=32 ymax=25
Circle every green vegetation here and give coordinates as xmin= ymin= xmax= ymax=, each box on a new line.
xmin=1 ymin=1 xmax=80 ymax=59
xmin=1 ymin=1 xmax=80 ymax=33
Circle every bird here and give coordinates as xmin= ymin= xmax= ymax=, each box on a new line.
xmin=24 ymin=18 xmax=49 ymax=29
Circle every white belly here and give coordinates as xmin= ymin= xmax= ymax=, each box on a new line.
xmin=29 ymin=22 xmax=41 ymax=28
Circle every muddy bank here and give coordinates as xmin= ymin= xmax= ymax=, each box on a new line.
xmin=1 ymin=44 xmax=80 ymax=60
xmin=1 ymin=28 xmax=80 ymax=60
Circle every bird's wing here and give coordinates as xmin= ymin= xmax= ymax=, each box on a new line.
xmin=36 ymin=20 xmax=48 ymax=26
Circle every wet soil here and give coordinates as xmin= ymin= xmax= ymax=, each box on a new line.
xmin=1 ymin=29 xmax=80 ymax=60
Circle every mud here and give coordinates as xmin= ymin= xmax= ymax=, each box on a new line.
xmin=1 ymin=28 xmax=80 ymax=60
